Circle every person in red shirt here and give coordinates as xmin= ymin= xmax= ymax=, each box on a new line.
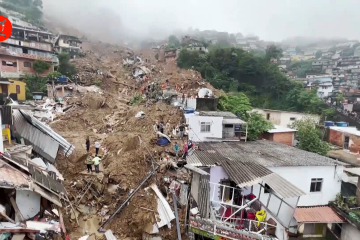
xmin=183 ymin=142 xmax=188 ymax=159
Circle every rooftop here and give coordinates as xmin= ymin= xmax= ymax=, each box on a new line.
xmin=267 ymin=125 xmax=297 ymax=133
xmin=294 ymin=206 xmax=345 ymax=223
xmin=0 ymin=160 xmax=30 ymax=189
xmin=330 ymin=126 xmax=360 ymax=137
xmin=187 ymin=141 xmax=342 ymax=168
xmin=199 ymin=111 xmax=238 ymax=118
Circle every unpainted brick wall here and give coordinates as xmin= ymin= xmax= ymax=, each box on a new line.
xmin=329 ymin=129 xmax=343 ymax=147
xmin=272 ymin=132 xmax=294 ymax=146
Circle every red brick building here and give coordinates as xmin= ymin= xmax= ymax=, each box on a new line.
xmin=259 ymin=125 xmax=297 ymax=146
xmin=329 ymin=126 xmax=360 ymax=153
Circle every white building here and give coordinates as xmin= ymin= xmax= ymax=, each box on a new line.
xmin=185 ymin=111 xmax=247 ymax=142
xmin=186 ymin=140 xmax=346 ymax=240
xmin=317 ymin=81 xmax=334 ymax=98
xmin=251 ymin=108 xmax=320 ymax=128
xmin=8 ymin=16 xmax=38 ymax=30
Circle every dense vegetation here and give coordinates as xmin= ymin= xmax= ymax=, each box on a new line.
xmin=177 ymin=46 xmax=334 ymax=118
xmin=2 ymin=0 xmax=43 ymax=26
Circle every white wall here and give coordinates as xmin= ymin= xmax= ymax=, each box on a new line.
xmin=341 ymin=223 xmax=360 ymax=240
xmin=209 ymin=166 xmax=229 ymax=203
xmin=317 ymin=85 xmax=334 ymax=98
xmin=252 ymin=108 xmax=320 ymax=128
xmin=16 ymin=190 xmax=41 ymax=221
xmin=269 ymin=166 xmax=343 ymax=206
xmin=188 ymin=115 xmax=223 ymax=142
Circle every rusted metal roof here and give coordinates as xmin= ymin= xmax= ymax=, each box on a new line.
xmin=294 ymin=206 xmax=345 ymax=223
xmin=0 ymin=160 xmax=30 ymax=189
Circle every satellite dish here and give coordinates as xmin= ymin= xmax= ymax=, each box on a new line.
xmin=198 ymin=88 xmax=213 ymax=98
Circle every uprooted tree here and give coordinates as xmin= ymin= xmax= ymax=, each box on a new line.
xmin=58 ymin=52 xmax=77 ymax=77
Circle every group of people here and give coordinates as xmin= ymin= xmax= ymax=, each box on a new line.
xmin=85 ymin=137 xmax=102 ymax=173
xmin=153 ymin=121 xmax=186 ymax=139
xmin=174 ymin=138 xmax=194 ymax=159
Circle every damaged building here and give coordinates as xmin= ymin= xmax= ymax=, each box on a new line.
xmin=54 ymin=34 xmax=83 ymax=58
xmin=0 ymin=103 xmax=74 ymax=239
xmin=185 ymin=134 xmax=346 ymax=239
xmin=0 ymin=26 xmax=57 ymax=79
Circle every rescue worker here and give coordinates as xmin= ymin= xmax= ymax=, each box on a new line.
xmin=92 ymin=155 xmax=102 ymax=173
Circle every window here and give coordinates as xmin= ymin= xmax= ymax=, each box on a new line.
xmin=16 ymin=85 xmax=20 ymax=94
xmin=290 ymin=117 xmax=296 ymax=121
xmin=2 ymin=61 xmax=6 ymax=66
xmin=266 ymin=113 xmax=270 ymax=120
xmin=310 ymin=178 xmax=323 ymax=192
xmin=24 ymin=62 xmax=31 ymax=68
xmin=30 ymin=42 xmax=35 ymax=47
xmin=12 ymin=62 xmax=17 ymax=67
xmin=200 ymin=122 xmax=211 ymax=132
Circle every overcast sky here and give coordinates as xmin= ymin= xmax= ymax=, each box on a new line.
xmin=43 ymin=0 xmax=360 ymax=42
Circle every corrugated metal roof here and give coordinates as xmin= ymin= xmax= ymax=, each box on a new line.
xmin=294 ymin=206 xmax=345 ymax=223
xmin=20 ymin=110 xmax=75 ymax=157
xmin=184 ymin=164 xmax=209 ymax=175
xmin=150 ymin=184 xmax=175 ymax=228
xmin=13 ymin=109 xmax=59 ymax=163
xmin=262 ymin=173 xmax=306 ymax=199
xmin=0 ymin=160 xmax=30 ymax=189
xmin=190 ymin=141 xmax=341 ymax=167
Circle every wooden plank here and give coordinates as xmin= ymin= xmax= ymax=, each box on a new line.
xmin=9 ymin=197 xmax=25 ymax=222
xmin=59 ymin=209 xmax=66 ymax=235
xmin=11 ymin=234 xmax=25 ymax=240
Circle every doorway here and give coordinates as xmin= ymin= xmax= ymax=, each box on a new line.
xmin=344 ymin=136 xmax=349 ymax=149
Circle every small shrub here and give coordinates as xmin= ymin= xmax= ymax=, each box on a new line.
xmin=129 ymin=94 xmax=141 ymax=105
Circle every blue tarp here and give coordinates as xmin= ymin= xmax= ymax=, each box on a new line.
xmin=157 ymin=137 xmax=170 ymax=146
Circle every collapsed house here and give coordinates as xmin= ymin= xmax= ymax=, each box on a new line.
xmin=185 ymin=140 xmax=346 ymax=240
xmin=0 ymin=103 xmax=74 ymax=239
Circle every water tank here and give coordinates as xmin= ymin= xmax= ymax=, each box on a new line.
xmin=184 ymin=107 xmax=195 ymax=114
xmin=336 ymin=122 xmax=348 ymax=127
xmin=324 ymin=121 xmax=335 ymax=126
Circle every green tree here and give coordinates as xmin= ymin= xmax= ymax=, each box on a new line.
xmin=335 ymin=93 xmax=345 ymax=105
xmin=168 ymin=35 xmax=180 ymax=48
xmin=217 ymin=93 xmax=251 ymax=116
xmin=58 ymin=53 xmax=77 ymax=77
xmin=243 ymin=112 xmax=274 ymax=141
xmin=292 ymin=118 xmax=329 ymax=156
xmin=33 ymin=59 xmax=50 ymax=74
xmin=265 ymin=45 xmax=283 ymax=61
xmin=23 ymin=73 xmax=47 ymax=99
xmin=315 ymin=50 xmax=322 ymax=59
xmin=47 ymin=71 xmax=61 ymax=80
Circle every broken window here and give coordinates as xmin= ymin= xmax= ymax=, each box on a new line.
xmin=310 ymin=178 xmax=323 ymax=192
xmin=200 ymin=122 xmax=211 ymax=133
xmin=24 ymin=62 xmax=31 ymax=68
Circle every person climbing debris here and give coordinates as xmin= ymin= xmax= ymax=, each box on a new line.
xmin=153 ymin=121 xmax=159 ymax=136
xmin=92 ymin=155 xmax=101 ymax=173
xmin=86 ymin=136 xmax=90 ymax=153
xmin=159 ymin=121 xmax=164 ymax=134
xmin=86 ymin=154 xmax=93 ymax=173
xmin=165 ymin=120 xmax=171 ymax=135
xmin=174 ymin=142 xmax=179 ymax=157
xmin=178 ymin=123 xmax=185 ymax=139
xmin=95 ymin=141 xmax=100 ymax=156
xmin=183 ymin=142 xmax=188 ymax=159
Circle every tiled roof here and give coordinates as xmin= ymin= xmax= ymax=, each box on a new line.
xmin=294 ymin=206 xmax=345 ymax=223
xmin=0 ymin=160 xmax=30 ymax=189
xmin=188 ymin=141 xmax=341 ymax=167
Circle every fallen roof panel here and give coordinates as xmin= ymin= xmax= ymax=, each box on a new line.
xmin=294 ymin=206 xmax=345 ymax=223
xmin=0 ymin=160 xmax=30 ymax=189
xmin=150 ymin=184 xmax=175 ymax=228
xmin=184 ymin=164 xmax=209 ymax=175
